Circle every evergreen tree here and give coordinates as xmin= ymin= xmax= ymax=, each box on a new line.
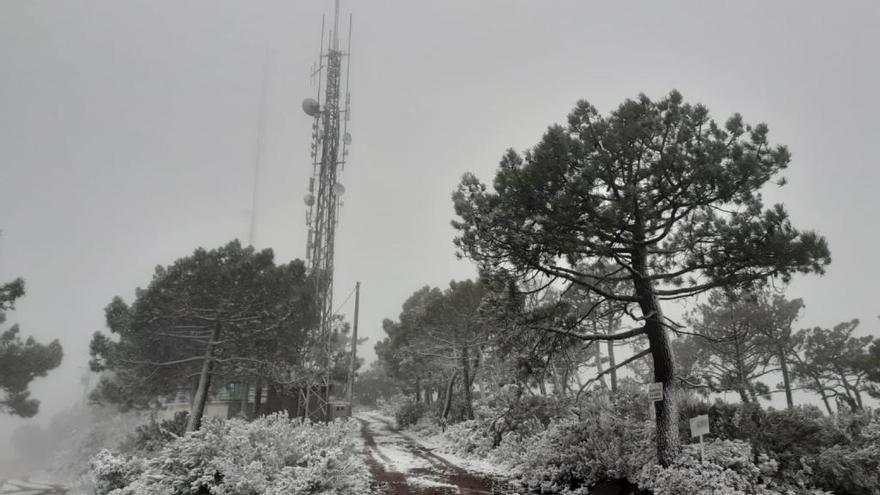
xmin=452 ymin=90 xmax=830 ymax=464
xmin=89 ymin=241 xmax=315 ymax=431
xmin=0 ymin=278 xmax=63 ymax=417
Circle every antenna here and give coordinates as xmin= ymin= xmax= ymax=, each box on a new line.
xmin=300 ymin=0 xmax=354 ymax=421
xmin=248 ymin=50 xmax=272 ymax=247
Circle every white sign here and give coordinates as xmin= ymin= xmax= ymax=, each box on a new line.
xmin=690 ymin=414 xmax=710 ymax=438
xmin=648 ymin=382 xmax=664 ymax=401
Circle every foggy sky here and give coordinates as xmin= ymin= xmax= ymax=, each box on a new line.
xmin=1 ymin=1 xmax=878 ymax=457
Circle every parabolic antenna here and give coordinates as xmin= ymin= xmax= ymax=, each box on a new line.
xmin=343 ymin=132 xmax=352 ymax=145
xmin=332 ymin=183 xmax=346 ymax=196
xmin=304 ymin=193 xmax=315 ymax=206
xmin=302 ymin=98 xmax=320 ymax=117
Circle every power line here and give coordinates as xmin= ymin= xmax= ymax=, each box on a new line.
xmin=333 ymin=283 xmax=358 ymax=315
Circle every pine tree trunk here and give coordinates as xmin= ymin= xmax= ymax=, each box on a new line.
xmin=735 ymin=336 xmax=754 ymax=405
xmin=779 ymin=351 xmax=794 ymax=409
xmin=441 ymin=370 xmax=458 ymax=421
xmin=253 ymin=381 xmax=263 ymax=417
xmin=811 ymin=376 xmax=833 ymax=415
xmin=594 ymin=339 xmax=608 ymax=390
xmin=632 ymin=241 xmax=679 ymax=467
xmin=462 ymin=347 xmax=474 ymax=420
xmin=186 ymin=322 xmax=221 ymax=432
xmin=607 ymin=339 xmax=618 ymax=394
xmin=240 ymin=382 xmax=250 ymax=418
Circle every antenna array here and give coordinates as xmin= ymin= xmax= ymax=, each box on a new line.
xmin=300 ymin=0 xmax=352 ymax=420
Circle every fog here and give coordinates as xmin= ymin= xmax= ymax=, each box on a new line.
xmin=1 ymin=0 xmax=878 ymax=464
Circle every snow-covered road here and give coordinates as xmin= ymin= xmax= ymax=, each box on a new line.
xmin=355 ymin=412 xmax=511 ymax=495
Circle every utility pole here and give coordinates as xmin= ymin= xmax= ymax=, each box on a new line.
xmin=347 ymin=281 xmax=360 ymax=404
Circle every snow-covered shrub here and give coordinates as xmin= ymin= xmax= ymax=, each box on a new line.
xmin=809 ymin=443 xmax=880 ymax=495
xmin=118 ymin=411 xmax=188 ymax=454
xmin=394 ymin=399 xmax=428 ymax=428
xmin=635 ymin=439 xmax=832 ymax=495
xmin=90 ymin=449 xmax=146 ymax=495
xmin=477 ymin=384 xmax=567 ymax=447
xmin=376 ymin=392 xmax=408 ymax=418
xmin=90 ymin=413 xmax=369 ymax=495
xmin=509 ymin=399 xmax=654 ymax=494
xmin=435 ymin=419 xmax=495 ymax=458
xmin=410 ymin=409 xmax=441 ymax=437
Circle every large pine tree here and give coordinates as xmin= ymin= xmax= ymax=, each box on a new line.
xmin=452 ymin=90 xmax=830 ymax=464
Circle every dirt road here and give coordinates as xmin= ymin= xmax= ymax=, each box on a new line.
xmin=356 ymin=412 xmax=513 ymax=495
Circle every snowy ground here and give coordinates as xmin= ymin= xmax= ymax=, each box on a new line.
xmin=0 ymin=478 xmax=68 ymax=494
xmin=355 ymin=412 xmax=515 ymax=495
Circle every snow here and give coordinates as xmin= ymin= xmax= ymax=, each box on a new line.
xmin=356 ymin=411 xmax=509 ymax=479
xmin=416 ymin=434 xmax=511 ymax=477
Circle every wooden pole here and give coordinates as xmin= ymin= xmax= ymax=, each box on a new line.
xmin=346 ymin=282 xmax=360 ymax=404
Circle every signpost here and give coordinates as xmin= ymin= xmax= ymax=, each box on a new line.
xmin=648 ymin=382 xmax=663 ymax=401
xmin=689 ymin=414 xmax=710 ymax=462
xmin=647 ymin=382 xmax=663 ymax=420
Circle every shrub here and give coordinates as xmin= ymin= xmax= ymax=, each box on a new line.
xmin=635 ymin=439 xmax=832 ymax=495
xmin=478 ymin=384 xmax=568 ymax=447
xmin=376 ymin=393 xmax=408 ymax=418
xmin=119 ymin=411 xmax=188 ymax=454
xmin=90 ymin=413 xmax=369 ymax=495
xmin=395 ymin=400 xmax=428 ymax=428
xmin=509 ymin=396 xmax=655 ymax=494
xmin=90 ymin=449 xmax=146 ymax=495
xmin=810 ymin=443 xmax=880 ymax=495
xmin=434 ymin=419 xmax=495 ymax=458
xmin=680 ymin=401 xmax=848 ymax=474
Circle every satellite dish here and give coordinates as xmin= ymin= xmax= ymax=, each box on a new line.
xmin=332 ymin=183 xmax=346 ymax=196
xmin=343 ymin=132 xmax=352 ymax=145
xmin=301 ymin=98 xmax=320 ymax=117
xmin=303 ymin=193 xmax=315 ymax=206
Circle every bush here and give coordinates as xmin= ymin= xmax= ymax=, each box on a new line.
xmin=477 ymin=384 xmax=568 ymax=447
xmin=395 ymin=400 xmax=428 ymax=428
xmin=119 ymin=411 xmax=188 ymax=454
xmin=435 ymin=419 xmax=495 ymax=458
xmin=376 ymin=393 xmax=408 ymax=417
xmin=635 ymin=439 xmax=832 ymax=495
xmin=810 ymin=443 xmax=880 ymax=495
xmin=679 ymin=401 xmax=848 ymax=474
xmin=807 ymin=412 xmax=880 ymax=495
xmin=90 ymin=413 xmax=369 ymax=495
xmin=509 ymin=395 xmax=655 ymax=494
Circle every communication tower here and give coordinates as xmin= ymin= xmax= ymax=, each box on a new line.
xmin=300 ymin=0 xmax=352 ymax=420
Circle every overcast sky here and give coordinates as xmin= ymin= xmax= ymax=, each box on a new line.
xmin=1 ymin=0 xmax=878 ymax=455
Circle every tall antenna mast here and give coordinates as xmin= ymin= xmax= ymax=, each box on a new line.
xmin=301 ymin=0 xmax=353 ymax=421
xmin=248 ymin=50 xmax=272 ymax=247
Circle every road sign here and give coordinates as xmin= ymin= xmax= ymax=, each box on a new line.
xmin=648 ymin=382 xmax=663 ymax=401
xmin=690 ymin=414 xmax=710 ymax=437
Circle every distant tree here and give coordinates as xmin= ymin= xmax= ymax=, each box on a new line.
xmin=375 ymin=286 xmax=444 ymax=403
xmin=421 ymin=280 xmax=487 ymax=420
xmin=687 ymin=290 xmax=775 ymax=404
xmin=791 ymin=320 xmax=873 ymax=413
xmin=376 ymin=280 xmax=490 ymax=420
xmin=0 ymin=278 xmax=63 ymax=417
xmin=353 ymin=362 xmax=398 ymax=407
xmin=752 ymin=291 xmax=804 ymax=408
xmin=89 ymin=241 xmax=315 ymax=431
xmin=452 ymin=90 xmax=831 ymax=464
xmin=866 ymin=324 xmax=880 ymax=398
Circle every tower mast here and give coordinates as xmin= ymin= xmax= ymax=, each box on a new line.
xmin=301 ymin=0 xmax=352 ymax=420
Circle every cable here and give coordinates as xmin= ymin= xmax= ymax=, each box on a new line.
xmin=333 ymin=283 xmax=357 ymax=315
